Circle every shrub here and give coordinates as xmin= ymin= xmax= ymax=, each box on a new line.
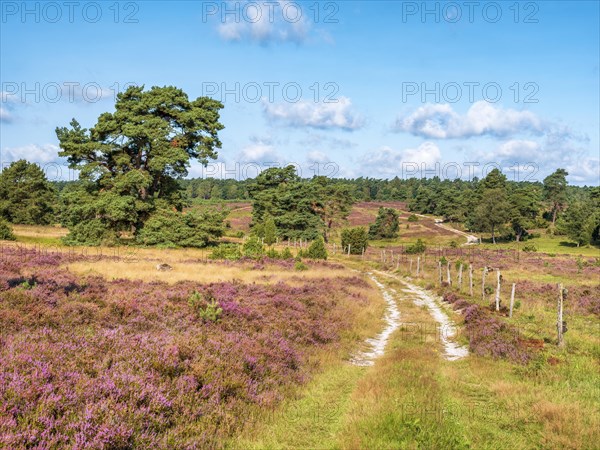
xmin=243 ymin=236 xmax=264 ymax=259
xmin=62 ymin=219 xmax=119 ymax=246
xmin=407 ymin=214 xmax=419 ymax=222
xmin=210 ymin=243 xmax=242 ymax=260
xmin=341 ymin=227 xmax=368 ymax=255
xmin=281 ymin=247 xmax=293 ymax=259
xmin=307 ymin=237 xmax=327 ymax=260
xmin=265 ymin=248 xmax=280 ymax=259
xmin=368 ymin=207 xmax=399 ymax=239
xmin=188 ymin=290 xmax=222 ymax=322
xmin=294 ymin=260 xmax=308 ymax=271
xmin=449 ymin=240 xmax=458 ymax=248
xmin=522 ymin=244 xmax=537 ymax=252
xmin=405 ymin=238 xmax=426 ymax=254
xmin=136 ymin=208 xmax=225 ymax=248
xmin=0 ymin=219 xmax=16 ymax=241
xmin=263 ymin=216 xmax=277 ymax=246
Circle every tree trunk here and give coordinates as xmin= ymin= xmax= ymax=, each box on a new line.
xmin=482 ymin=267 xmax=487 ymax=301
xmin=491 ymin=224 xmax=496 ymax=244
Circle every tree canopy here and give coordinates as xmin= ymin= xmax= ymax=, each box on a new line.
xmin=0 ymin=160 xmax=55 ymax=225
xmin=55 ymin=85 xmax=225 ymax=245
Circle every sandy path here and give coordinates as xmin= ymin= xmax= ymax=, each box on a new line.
xmin=374 ymin=270 xmax=469 ymax=361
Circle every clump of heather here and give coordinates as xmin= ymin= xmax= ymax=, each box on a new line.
xmin=0 ymin=248 xmax=361 ymax=448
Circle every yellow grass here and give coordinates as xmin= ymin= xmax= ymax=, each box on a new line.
xmin=65 ymin=259 xmax=353 ymax=285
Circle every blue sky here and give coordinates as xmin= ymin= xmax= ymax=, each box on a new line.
xmin=1 ymin=0 xmax=598 ymax=185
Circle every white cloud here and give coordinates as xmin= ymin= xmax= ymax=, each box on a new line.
xmin=0 ymin=107 xmax=12 ymax=123
xmin=497 ymin=140 xmax=540 ymax=158
xmin=358 ymin=142 xmax=442 ymax=177
xmin=393 ymin=101 xmax=544 ymax=139
xmin=216 ymin=1 xmax=310 ymax=44
xmin=306 ymin=150 xmax=330 ymax=163
xmin=2 ymin=143 xmax=61 ymax=165
xmin=263 ymin=96 xmax=364 ymax=131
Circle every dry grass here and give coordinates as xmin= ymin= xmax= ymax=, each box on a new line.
xmin=65 ymin=259 xmax=352 ymax=285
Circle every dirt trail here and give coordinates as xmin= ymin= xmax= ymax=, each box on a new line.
xmin=374 ymin=270 xmax=468 ymax=361
xmin=413 ymin=213 xmax=479 ymax=245
xmin=350 ymin=273 xmax=401 ymax=366
xmin=350 ymin=271 xmax=468 ymax=365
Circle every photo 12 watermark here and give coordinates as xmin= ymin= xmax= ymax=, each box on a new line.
xmin=400 ymin=1 xmax=539 ymax=24
xmin=201 ymin=81 xmax=339 ymax=104
xmin=1 ymin=81 xmax=138 ymax=104
xmin=401 ymin=81 xmax=539 ymax=104
xmin=1 ymin=1 xmax=140 ymax=24
xmin=201 ymin=1 xmax=339 ymax=24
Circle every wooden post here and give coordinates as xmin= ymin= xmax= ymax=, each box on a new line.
xmin=495 ymin=269 xmax=501 ymax=311
xmin=482 ymin=267 xmax=487 ymax=301
xmin=347 ymin=245 xmax=351 ymax=257
xmin=557 ymin=283 xmax=565 ymax=347
xmin=409 ymin=259 xmax=413 ymax=273
xmin=416 ymin=256 xmax=420 ymax=276
xmin=469 ymin=264 xmax=473 ymax=296
xmin=458 ymin=264 xmax=463 ymax=291
xmin=396 ymin=258 xmax=400 ymax=271
xmin=509 ymin=283 xmax=516 ymax=318
xmin=438 ymin=261 xmax=442 ymax=286
xmin=446 ymin=262 xmax=451 ymax=286
xmin=361 ymin=247 xmax=365 ymax=259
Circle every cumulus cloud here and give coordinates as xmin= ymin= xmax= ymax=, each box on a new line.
xmin=216 ymin=1 xmax=310 ymax=44
xmin=263 ymin=96 xmax=364 ymax=131
xmin=306 ymin=150 xmax=330 ymax=163
xmin=2 ymin=143 xmax=61 ymax=165
xmin=358 ymin=142 xmax=441 ymax=177
xmin=393 ymin=101 xmax=544 ymax=139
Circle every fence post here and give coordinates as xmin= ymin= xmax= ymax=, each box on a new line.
xmin=509 ymin=283 xmax=516 ymax=318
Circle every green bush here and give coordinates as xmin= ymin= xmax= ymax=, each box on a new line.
xmin=243 ymin=236 xmax=264 ymax=259
xmin=522 ymin=244 xmax=537 ymax=252
xmin=294 ymin=260 xmax=308 ymax=271
xmin=449 ymin=240 xmax=458 ymax=248
xmin=405 ymin=238 xmax=426 ymax=254
xmin=341 ymin=227 xmax=368 ymax=255
xmin=265 ymin=247 xmax=280 ymax=259
xmin=0 ymin=219 xmax=16 ymax=241
xmin=136 ymin=208 xmax=225 ymax=248
xmin=188 ymin=290 xmax=222 ymax=323
xmin=209 ymin=243 xmax=242 ymax=260
xmin=407 ymin=214 xmax=419 ymax=222
xmin=62 ymin=219 xmax=118 ymax=246
xmin=307 ymin=237 xmax=328 ymax=260
xmin=281 ymin=247 xmax=293 ymax=259
xmin=368 ymin=207 xmax=399 ymax=239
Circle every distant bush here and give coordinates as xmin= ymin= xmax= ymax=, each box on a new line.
xmin=405 ymin=238 xmax=426 ymax=254
xmin=294 ymin=260 xmax=308 ymax=271
xmin=449 ymin=240 xmax=458 ymax=248
xmin=209 ymin=243 xmax=242 ymax=260
xmin=522 ymin=244 xmax=537 ymax=252
xmin=407 ymin=214 xmax=419 ymax=222
xmin=243 ymin=236 xmax=264 ymax=259
xmin=281 ymin=247 xmax=293 ymax=259
xmin=265 ymin=247 xmax=280 ymax=259
xmin=341 ymin=227 xmax=368 ymax=255
xmin=307 ymin=237 xmax=327 ymax=260
xmin=368 ymin=207 xmax=399 ymax=239
xmin=188 ymin=290 xmax=222 ymax=323
xmin=0 ymin=219 xmax=16 ymax=241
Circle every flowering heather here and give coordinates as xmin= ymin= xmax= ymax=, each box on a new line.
xmin=0 ymin=247 xmax=364 ymax=448
xmin=442 ymin=291 xmax=531 ymax=364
